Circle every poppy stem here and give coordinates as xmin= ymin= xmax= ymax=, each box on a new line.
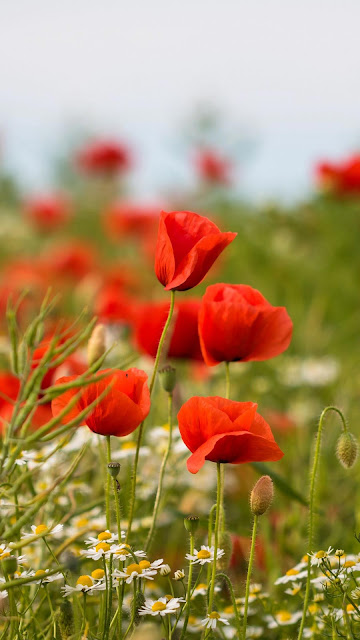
xmin=126 ymin=291 xmax=176 ymax=543
xmin=207 ymin=462 xmax=223 ymax=621
xmin=242 ymin=514 xmax=258 ymax=640
xmin=145 ymin=391 xmax=173 ymax=553
xmin=297 ymin=406 xmax=348 ymax=640
xmin=224 ymin=362 xmax=230 ymax=399
xmin=178 ymin=531 xmax=195 ymax=640
xmin=105 ymin=435 xmax=111 ymax=530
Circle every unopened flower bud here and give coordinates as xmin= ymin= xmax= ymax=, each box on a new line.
xmin=174 ymin=569 xmax=185 ymax=581
xmin=58 ymin=600 xmax=75 ymax=639
xmin=87 ymin=324 xmax=106 ymax=367
xmin=335 ymin=549 xmax=345 ymax=557
xmin=159 ymin=365 xmax=176 ymax=393
xmin=336 ymin=432 xmax=358 ymax=469
xmin=160 ymin=564 xmax=171 ymax=576
xmin=107 ymin=462 xmax=121 ymax=478
xmin=2 ymin=555 xmax=17 ymax=575
xmin=184 ymin=515 xmax=199 ymax=535
xmin=250 ymin=475 xmax=274 ymax=516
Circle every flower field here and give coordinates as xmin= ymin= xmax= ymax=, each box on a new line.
xmin=0 ymin=141 xmax=360 ymax=639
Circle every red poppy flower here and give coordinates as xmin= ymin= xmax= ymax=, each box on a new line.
xmin=195 ymin=148 xmax=232 ymax=185
xmin=0 ymin=371 xmax=53 ymax=434
xmin=51 ymin=368 xmax=150 ymax=437
xmin=198 ymin=283 xmax=293 ymax=366
xmin=178 ymin=396 xmax=283 ymax=474
xmin=315 ymin=153 xmax=360 ymax=195
xmin=24 ymin=195 xmax=71 ymax=232
xmin=104 ymin=202 xmax=160 ymax=239
xmin=94 ymin=284 xmax=135 ymax=325
xmin=76 ymin=140 xmax=131 ymax=174
xmin=155 ymin=211 xmax=237 ymax=291
xmin=43 ymin=242 xmax=97 ymax=280
xmin=132 ymin=299 xmax=203 ymax=361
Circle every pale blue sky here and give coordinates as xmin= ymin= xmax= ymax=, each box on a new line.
xmin=1 ymin=0 xmax=360 ymax=201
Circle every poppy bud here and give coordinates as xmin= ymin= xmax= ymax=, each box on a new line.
xmin=159 ymin=365 xmax=176 ymax=393
xmin=58 ymin=600 xmax=75 ymax=639
xmin=107 ymin=461 xmax=121 ymax=478
xmin=87 ymin=324 xmax=106 ymax=367
xmin=184 ymin=515 xmax=199 ymax=534
xmin=216 ymin=531 xmax=233 ymax=571
xmin=250 ymin=475 xmax=274 ymax=516
xmin=2 ymin=555 xmax=17 ymax=575
xmin=336 ymin=432 xmax=358 ymax=469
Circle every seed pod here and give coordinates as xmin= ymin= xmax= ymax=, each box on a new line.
xmin=87 ymin=324 xmax=106 ymax=367
xmin=107 ymin=461 xmax=121 ymax=478
xmin=250 ymin=475 xmax=274 ymax=516
xmin=184 ymin=515 xmax=199 ymax=534
xmin=217 ymin=531 xmax=233 ymax=571
xmin=58 ymin=600 xmax=75 ymax=640
xmin=336 ymin=432 xmax=358 ymax=469
xmin=159 ymin=365 xmax=176 ymax=393
xmin=2 ymin=555 xmax=17 ymax=575
xmin=131 ymin=590 xmax=146 ymax=626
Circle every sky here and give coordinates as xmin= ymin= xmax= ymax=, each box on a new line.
xmin=1 ymin=0 xmax=360 ymax=201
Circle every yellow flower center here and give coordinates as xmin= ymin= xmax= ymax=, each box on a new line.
xmin=286 ymin=568 xmax=299 ymax=576
xmin=162 ymin=423 xmax=170 ymax=431
xmin=98 ymin=531 xmax=112 ymax=541
xmin=35 ymin=570 xmax=46 ymax=577
xmin=344 ymin=560 xmax=356 ymax=568
xmin=126 ymin=563 xmax=141 ymax=575
xmin=196 ymin=583 xmax=207 ymax=591
xmin=301 ymin=555 xmax=309 ymax=563
xmin=224 ymin=605 xmax=234 ymax=614
xmin=315 ymin=550 xmax=326 ymax=558
xmin=0 ymin=552 xmax=10 ymax=560
xmin=77 ymin=575 xmax=94 ymax=588
xmin=152 ymin=601 xmax=166 ymax=612
xmin=277 ymin=611 xmax=292 ymax=622
xmin=138 ymin=560 xmax=151 ymax=570
xmin=35 ymin=524 xmax=48 ymax=535
xmin=165 ymin=595 xmax=173 ymax=601
xmin=347 ymin=604 xmax=355 ymax=613
xmin=197 ymin=550 xmax=211 ymax=560
xmin=76 ymin=518 xmax=89 ymax=528
xmin=121 ymin=442 xmax=136 ymax=450
xmin=308 ymin=604 xmax=319 ymax=615
xmin=189 ymin=616 xmax=197 ymax=624
xmin=91 ymin=569 xmax=105 ymax=580
xmin=15 ymin=571 xmax=21 ymax=577
xmin=95 ymin=542 xmax=110 ymax=553
xmin=250 ymin=585 xmax=261 ymax=593
xmin=209 ymin=612 xmax=220 ymax=619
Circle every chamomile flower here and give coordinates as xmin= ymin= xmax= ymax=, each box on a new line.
xmin=81 ymin=541 xmax=114 ymax=561
xmin=265 ymin=610 xmax=303 ymax=628
xmin=275 ymin=568 xmax=308 ymax=585
xmin=201 ymin=612 xmax=230 ymax=630
xmin=285 ymin=582 xmax=302 ymax=596
xmin=308 ymin=547 xmax=334 ymax=566
xmin=33 ymin=569 xmax=63 ymax=584
xmin=110 ymin=543 xmax=146 ymax=562
xmin=238 ymin=583 xmax=268 ymax=603
xmin=0 ymin=544 xmax=12 ymax=560
xmin=192 ymin=583 xmax=221 ymax=598
xmin=139 ymin=596 xmax=183 ymax=617
xmin=13 ymin=570 xmax=35 ymax=580
xmin=113 ymin=559 xmax=165 ymax=584
xmin=177 ymin=615 xmax=201 ymax=633
xmin=186 ymin=545 xmax=225 ymax=565
xmin=112 ymin=441 xmax=150 ymax=460
xmin=0 ymin=590 xmax=8 ymax=600
xmin=62 ymin=575 xmax=105 ymax=596
xmin=15 ymin=450 xmax=38 ymax=466
xmin=22 ymin=523 xmax=64 ymax=539
xmin=85 ymin=530 xmax=124 ymax=546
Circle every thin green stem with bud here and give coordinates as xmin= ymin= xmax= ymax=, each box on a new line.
xmin=178 ymin=532 xmax=195 ymax=640
xmin=205 ymin=462 xmax=223 ymax=638
xmin=242 ymin=515 xmax=258 ymax=640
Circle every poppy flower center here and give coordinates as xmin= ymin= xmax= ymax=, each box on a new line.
xmin=35 ymin=524 xmax=48 ymax=535
xmin=77 ymin=575 xmax=94 ymax=588
xmin=152 ymin=601 xmax=166 ymax=612
xmin=209 ymin=612 xmax=220 ymax=619
xmin=197 ymin=550 xmax=211 ymax=559
xmin=277 ymin=611 xmax=292 ymax=622
xmin=126 ymin=563 xmax=142 ymax=575
xmin=91 ymin=569 xmax=105 ymax=580
xmin=95 ymin=542 xmax=110 ymax=553
xmin=98 ymin=531 xmax=112 ymax=541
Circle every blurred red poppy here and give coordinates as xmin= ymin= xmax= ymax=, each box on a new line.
xmin=43 ymin=242 xmax=97 ymax=280
xmin=52 ymin=368 xmax=150 ymax=437
xmin=76 ymin=140 xmax=131 ymax=175
xmin=0 ymin=371 xmax=54 ymax=434
xmin=32 ymin=341 xmax=87 ymax=391
xmin=94 ymin=284 xmax=135 ymax=325
xmin=132 ymin=298 xmax=203 ymax=361
xmin=195 ymin=148 xmax=231 ymax=185
xmin=178 ymin=396 xmax=283 ymax=474
xmin=104 ymin=202 xmax=160 ymax=239
xmin=24 ymin=195 xmax=71 ymax=232
xmin=199 ymin=283 xmax=293 ymax=366
xmin=316 ymin=153 xmax=360 ymax=195
xmin=155 ymin=210 xmax=236 ymax=291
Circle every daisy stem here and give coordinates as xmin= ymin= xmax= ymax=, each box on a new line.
xmin=43 ymin=538 xmax=66 ymax=578
xmin=44 ymin=585 xmax=56 ymax=637
xmin=178 ymin=532 xmax=195 ymax=640
xmin=126 ymin=290 xmax=175 ymax=543
xmin=206 ymin=462 xmax=223 ymax=626
xmin=242 ymin=514 xmax=258 ymax=640
xmin=82 ymin=593 xmax=87 ymax=633
xmin=297 ymin=406 xmax=347 ymax=640
xmin=106 ymin=435 xmax=111 ymax=530
xmin=145 ymin=391 xmax=173 ymax=553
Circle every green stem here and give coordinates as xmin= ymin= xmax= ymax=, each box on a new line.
xmin=297 ymin=406 xmax=347 ymax=640
xmin=106 ymin=435 xmax=111 ymax=530
xmin=145 ymin=392 xmax=173 ymax=552
xmin=216 ymin=573 xmax=241 ymax=637
xmin=225 ymin=361 xmax=230 ymax=399
xmin=207 ymin=463 xmax=222 ymax=621
xmin=126 ymin=290 xmax=175 ymax=543
xmin=178 ymin=533 xmax=195 ymax=640
xmin=242 ymin=515 xmax=258 ymax=640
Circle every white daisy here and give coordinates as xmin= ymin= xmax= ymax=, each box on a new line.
xmin=186 ymin=545 xmax=225 ymax=565
xmin=33 ymin=569 xmax=64 ymax=584
xmin=84 ymin=529 xmax=124 ymax=546
xmin=113 ymin=559 xmax=165 ymax=584
xmin=0 ymin=544 xmax=12 ymax=560
xmin=0 ymin=590 xmax=8 ymax=600
xmin=275 ymin=568 xmax=308 ymax=585
xmin=192 ymin=582 xmax=220 ymax=598
xmin=201 ymin=612 xmax=230 ymax=630
xmin=62 ymin=575 xmax=105 ymax=596
xmin=14 ymin=570 xmax=35 ymax=580
xmin=110 ymin=543 xmax=146 ymax=562
xmin=22 ymin=524 xmax=64 ymax=539
xmin=265 ymin=610 xmax=303 ymax=628
xmin=285 ymin=582 xmax=302 ymax=596
xmin=15 ymin=450 xmax=38 ymax=466
xmin=81 ymin=541 xmax=114 ymax=561
xmin=308 ymin=547 xmax=334 ymax=567
xmin=139 ymin=596 xmax=183 ymax=617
